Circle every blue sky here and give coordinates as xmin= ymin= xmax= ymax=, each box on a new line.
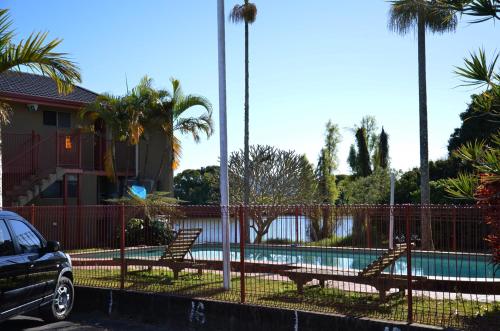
xmin=4 ymin=0 xmax=499 ymax=174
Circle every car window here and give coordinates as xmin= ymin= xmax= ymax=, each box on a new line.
xmin=0 ymin=220 xmax=15 ymax=256
xmin=9 ymin=220 xmax=42 ymax=254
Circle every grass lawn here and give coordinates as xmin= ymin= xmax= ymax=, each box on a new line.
xmin=74 ymin=267 xmax=499 ymax=330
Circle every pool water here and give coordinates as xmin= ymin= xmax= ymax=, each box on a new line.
xmin=77 ymin=244 xmax=498 ymax=279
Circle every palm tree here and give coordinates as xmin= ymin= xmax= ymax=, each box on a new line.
xmin=229 ymin=1 xmax=257 ymax=209
xmin=388 ymin=0 xmax=457 ymax=250
xmin=79 ymin=94 xmax=128 ymax=188
xmin=0 ymin=8 xmax=80 ymax=207
xmin=143 ymin=77 xmax=213 ymax=193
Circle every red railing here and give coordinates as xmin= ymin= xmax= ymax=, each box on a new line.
xmin=3 ymin=131 xmax=136 ymax=204
xmin=57 ymin=132 xmax=135 ymax=172
xmin=3 ymin=134 xmax=55 ymax=201
xmin=5 ymin=204 xmax=499 ymax=329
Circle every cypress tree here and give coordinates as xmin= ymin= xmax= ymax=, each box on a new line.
xmin=378 ymin=127 xmax=389 ymax=169
xmin=347 ymin=144 xmax=358 ymax=175
xmin=355 ymin=127 xmax=372 ymax=177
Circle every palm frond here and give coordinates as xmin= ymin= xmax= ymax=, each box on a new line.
xmin=0 ymin=101 xmax=12 ymax=125
xmin=0 ymin=31 xmax=80 ymax=94
xmin=455 ymin=49 xmax=499 ymax=87
xmin=388 ymin=0 xmax=458 ymax=35
xmin=173 ymin=94 xmax=213 ymax=118
xmin=172 ymin=135 xmax=182 ymax=170
xmin=0 ymin=9 xmax=14 ymax=50
xmin=229 ymin=2 xmax=257 ymax=24
xmin=444 ymin=173 xmax=479 ymax=199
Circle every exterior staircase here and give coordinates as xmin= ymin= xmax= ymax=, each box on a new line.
xmin=5 ymin=167 xmax=67 ymax=206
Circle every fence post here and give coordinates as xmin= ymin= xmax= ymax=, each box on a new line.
xmin=55 ymin=131 xmax=60 ymax=167
xmin=120 ymin=204 xmax=126 ymax=290
xmin=406 ymin=205 xmax=413 ymax=324
xmin=452 ymin=207 xmax=457 ymax=252
xmin=31 ymin=130 xmax=36 ymax=174
xmin=239 ymin=205 xmax=246 ymax=303
xmin=365 ymin=209 xmax=371 ymax=249
xmin=30 ymin=204 xmax=35 ymax=226
xmin=295 ymin=205 xmax=299 ymax=244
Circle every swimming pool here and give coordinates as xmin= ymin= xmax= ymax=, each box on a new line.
xmin=75 ymin=244 xmax=498 ymax=279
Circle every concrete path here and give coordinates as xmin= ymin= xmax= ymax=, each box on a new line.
xmin=2 ymin=313 xmax=174 ymax=331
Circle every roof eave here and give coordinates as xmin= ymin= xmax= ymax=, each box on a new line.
xmin=0 ymin=92 xmax=92 ymax=110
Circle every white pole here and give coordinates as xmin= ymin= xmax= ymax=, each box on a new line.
xmin=389 ymin=172 xmax=395 ymax=249
xmin=217 ymin=0 xmax=231 ymax=290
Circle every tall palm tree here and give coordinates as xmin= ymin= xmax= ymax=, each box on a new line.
xmin=143 ymin=77 xmax=213 ymax=193
xmin=229 ymin=1 xmax=257 ymax=209
xmin=389 ymin=0 xmax=457 ymax=250
xmin=0 ymin=8 xmax=80 ymax=207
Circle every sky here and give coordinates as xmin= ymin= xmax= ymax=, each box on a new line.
xmin=4 ymin=0 xmax=499 ymax=175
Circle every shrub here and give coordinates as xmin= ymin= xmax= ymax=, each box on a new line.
xmin=123 ymin=218 xmax=175 ymax=246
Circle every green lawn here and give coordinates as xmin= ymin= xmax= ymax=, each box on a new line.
xmin=74 ymin=267 xmax=499 ymax=329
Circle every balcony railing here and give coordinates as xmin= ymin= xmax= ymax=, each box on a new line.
xmin=2 ymin=131 xmax=136 ymax=201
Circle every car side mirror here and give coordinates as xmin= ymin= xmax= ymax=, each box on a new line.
xmin=45 ymin=241 xmax=60 ymax=253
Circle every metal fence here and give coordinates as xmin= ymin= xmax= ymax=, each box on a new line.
xmin=6 ymin=204 xmax=499 ymax=329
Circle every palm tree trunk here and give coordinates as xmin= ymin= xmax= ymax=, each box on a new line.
xmin=418 ymin=16 xmax=434 ymax=250
xmin=243 ymin=18 xmax=251 ymax=243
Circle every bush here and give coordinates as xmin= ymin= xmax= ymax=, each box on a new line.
xmin=123 ymin=218 xmax=175 ymax=246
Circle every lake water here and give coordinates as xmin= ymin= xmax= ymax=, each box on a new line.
xmin=172 ymin=216 xmax=353 ymax=243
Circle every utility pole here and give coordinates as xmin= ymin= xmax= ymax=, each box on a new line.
xmin=217 ymin=0 xmax=231 ymax=290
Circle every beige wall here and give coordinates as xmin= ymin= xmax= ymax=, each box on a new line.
xmin=138 ymin=131 xmax=171 ymax=192
xmin=4 ymin=101 xmax=79 ymax=136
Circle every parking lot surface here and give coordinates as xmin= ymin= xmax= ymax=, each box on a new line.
xmin=2 ymin=313 xmax=175 ymax=331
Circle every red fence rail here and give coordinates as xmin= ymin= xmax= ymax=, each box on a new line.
xmin=4 ymin=204 xmax=499 ymax=329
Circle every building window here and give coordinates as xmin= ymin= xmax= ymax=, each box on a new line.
xmin=43 ymin=110 xmax=57 ymax=126
xmin=40 ymin=175 xmax=78 ymax=199
xmin=43 ymin=110 xmax=71 ymax=128
xmin=58 ymin=112 xmax=71 ymax=128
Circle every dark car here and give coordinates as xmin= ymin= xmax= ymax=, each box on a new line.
xmin=0 ymin=211 xmax=74 ymax=323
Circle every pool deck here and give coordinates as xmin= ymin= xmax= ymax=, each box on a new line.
xmin=70 ymin=245 xmax=500 ymax=302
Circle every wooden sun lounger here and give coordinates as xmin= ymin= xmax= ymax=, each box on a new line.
xmin=117 ymin=228 xmax=205 ymax=279
xmin=279 ymin=244 xmax=428 ymax=300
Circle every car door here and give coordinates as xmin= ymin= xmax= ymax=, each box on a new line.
xmin=6 ymin=218 xmax=60 ymax=305
xmin=0 ymin=219 xmax=31 ymax=318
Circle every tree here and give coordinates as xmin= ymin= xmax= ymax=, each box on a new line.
xmin=444 ymin=50 xmax=500 ymax=263
xmin=348 ymin=116 xmax=384 ymax=176
xmin=140 ymin=77 xmax=213 ymax=193
xmin=438 ymin=0 xmax=499 ymax=22
xmin=229 ymin=145 xmax=315 ymax=243
xmin=355 ymin=127 xmax=372 ymax=177
xmin=389 ymin=0 xmax=458 ymax=250
xmin=174 ymin=166 xmax=220 ymax=205
xmin=347 ymin=144 xmax=358 ymax=174
xmin=448 ymin=100 xmax=499 ymax=154
xmin=377 ymin=127 xmax=390 ymax=169
xmin=0 ymin=8 xmax=80 ymax=207
xmin=312 ymin=122 xmax=341 ymax=240
xmin=229 ymin=1 xmax=257 ymax=210
xmin=79 ymin=94 xmax=129 ymax=190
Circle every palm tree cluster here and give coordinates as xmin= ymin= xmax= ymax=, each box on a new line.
xmin=79 ymin=76 xmax=213 ymax=195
